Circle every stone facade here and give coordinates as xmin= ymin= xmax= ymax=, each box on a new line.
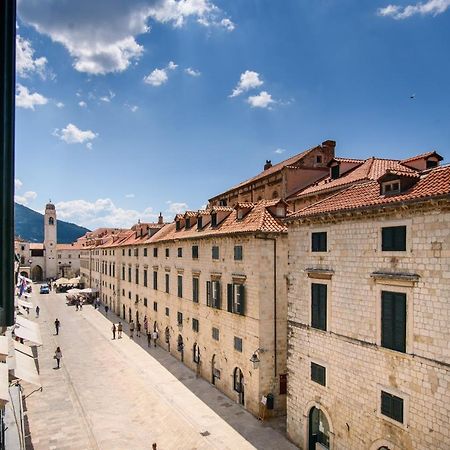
xmin=286 ymin=202 xmax=450 ymax=450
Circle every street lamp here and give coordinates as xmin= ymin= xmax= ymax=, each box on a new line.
xmin=250 ymin=348 xmax=265 ymax=369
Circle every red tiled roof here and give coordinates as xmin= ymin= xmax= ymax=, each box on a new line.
xmin=334 ymin=157 xmax=365 ymax=164
xmin=289 ymin=158 xmax=417 ymax=199
xmin=378 ymin=169 xmax=421 ymax=180
xmin=400 ymin=151 xmax=442 ymax=164
xmin=56 ymin=243 xmax=83 ymax=250
xmin=287 ymin=165 xmax=450 ymax=219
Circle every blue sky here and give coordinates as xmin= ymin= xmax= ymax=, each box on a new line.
xmin=14 ymin=0 xmax=450 ymax=229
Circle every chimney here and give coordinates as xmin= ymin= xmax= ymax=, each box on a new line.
xmin=158 ymin=212 xmax=163 ymax=225
xmin=321 ymin=140 xmax=336 ymax=150
xmin=264 ymin=160 xmax=272 ymax=170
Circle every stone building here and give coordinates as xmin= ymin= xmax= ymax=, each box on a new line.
xmin=285 ymin=163 xmax=450 ymax=449
xmin=80 ymin=202 xmax=289 ymax=416
xmin=15 ymin=202 xmax=81 ymax=281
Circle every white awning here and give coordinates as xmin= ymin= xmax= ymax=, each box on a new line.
xmin=0 ymin=337 xmax=8 ymax=363
xmin=18 ymin=299 xmax=33 ymax=309
xmin=14 ymin=324 xmax=42 ymax=346
xmin=14 ymin=341 xmax=34 ymax=358
xmin=16 ymin=316 xmax=39 ymax=333
xmin=9 ymin=346 xmax=41 ymax=387
xmin=17 ymin=305 xmax=29 ymax=316
xmin=0 ymin=364 xmax=9 ymax=406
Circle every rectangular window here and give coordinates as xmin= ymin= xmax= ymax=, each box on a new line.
xmin=381 ymin=291 xmax=406 ymax=353
xmin=311 ymin=232 xmax=327 ymax=252
xmin=177 ymin=312 xmax=183 ymax=325
xmin=197 ymin=217 xmax=202 ymax=229
xmin=212 ymin=246 xmax=219 ymax=260
xmin=165 ymin=248 xmax=169 ymax=258
xmin=234 ymin=336 xmax=243 ymax=352
xmin=128 ymin=249 xmax=132 ymax=257
xmin=122 ymin=249 xmax=125 ymax=256
xmin=122 ymin=266 xmax=125 ymax=280
xmin=381 ymin=391 xmax=404 ymax=423
xmin=153 ymin=271 xmax=158 ymax=290
xmin=134 ymin=248 xmax=139 ymax=257
xmin=135 ymin=294 xmax=139 ymax=304
xmin=211 ymin=213 xmax=217 ymax=227
xmin=143 ymin=298 xmax=147 ymax=307
xmin=227 ymin=283 xmax=245 ymax=315
xmin=143 ymin=248 xmax=147 ymax=257
xmin=128 ymin=291 xmax=131 ymax=299
xmin=212 ymin=327 xmax=219 ymax=341
xmin=122 ymin=289 xmax=125 ymax=296
xmin=185 ymin=218 xmax=191 ymax=229
xmin=128 ymin=267 xmax=132 ymax=282
xmin=177 ymin=275 xmax=183 ymax=298
xmin=192 ymin=277 xmax=199 ymax=303
xmin=192 ymin=318 xmax=199 ymax=332
xmin=165 ymin=273 xmax=170 ymax=293
xmin=192 ymin=245 xmax=199 ymax=259
xmin=165 ymin=307 xmax=169 ymax=316
xmin=311 ymin=283 xmax=327 ymax=331
xmin=153 ymin=247 xmax=158 ymax=257
xmin=234 ymin=245 xmax=243 ymax=261
xmin=135 ymin=268 xmax=139 ymax=285
xmin=207 ymin=280 xmax=221 ymax=309
xmin=177 ymin=247 xmax=182 ymax=258
xmin=143 ymin=269 xmax=148 ymax=287
xmin=311 ymin=362 xmax=326 ymax=386
xmin=382 ymin=226 xmax=406 ymax=251
xmin=153 ymin=301 xmax=157 ymax=311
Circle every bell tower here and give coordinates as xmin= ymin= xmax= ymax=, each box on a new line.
xmin=44 ymin=201 xmax=57 ymax=279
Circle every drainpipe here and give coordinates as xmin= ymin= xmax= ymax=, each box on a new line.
xmin=256 ymin=234 xmax=277 ymax=378
xmin=0 ymin=0 xmax=16 ymax=327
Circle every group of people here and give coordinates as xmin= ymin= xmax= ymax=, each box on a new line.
xmin=112 ymin=317 xmax=159 ymax=347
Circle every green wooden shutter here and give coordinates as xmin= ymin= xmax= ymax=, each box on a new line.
xmin=392 ymin=395 xmax=404 ymax=422
xmin=239 ymin=285 xmax=245 ymax=315
xmin=319 ymin=284 xmax=327 ymax=330
xmin=381 ymin=291 xmax=394 ymax=349
xmin=394 ymin=293 xmax=406 ymax=352
xmin=311 ymin=284 xmax=327 ymax=330
xmin=311 ymin=284 xmax=320 ymax=328
xmin=227 ymin=284 xmax=233 ymax=312
xmin=382 ymin=291 xmax=406 ymax=352
xmin=216 ymin=281 xmax=221 ymax=309
xmin=206 ymin=281 xmax=211 ymax=307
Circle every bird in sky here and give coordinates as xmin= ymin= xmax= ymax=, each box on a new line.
xmin=410 ymin=93 xmax=416 ymax=99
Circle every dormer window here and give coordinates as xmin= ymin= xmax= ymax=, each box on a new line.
xmin=275 ymin=206 xmax=286 ymax=218
xmin=185 ymin=218 xmax=191 ymax=229
xmin=426 ymin=159 xmax=438 ymax=169
xmin=237 ymin=209 xmax=244 ymax=220
xmin=316 ymin=155 xmax=322 ymax=164
xmin=197 ymin=217 xmax=203 ymax=229
xmin=330 ymin=164 xmax=340 ymax=180
xmin=211 ymin=213 xmax=217 ymax=227
xmin=382 ymin=180 xmax=401 ymax=195
xmin=219 ymin=199 xmax=227 ymax=206
xmin=176 ymin=220 xmax=181 ymax=231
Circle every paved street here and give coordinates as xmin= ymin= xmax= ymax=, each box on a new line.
xmin=23 ymin=289 xmax=297 ymax=450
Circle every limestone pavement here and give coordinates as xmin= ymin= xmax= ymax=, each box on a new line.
xmin=23 ymin=290 xmax=297 ymax=450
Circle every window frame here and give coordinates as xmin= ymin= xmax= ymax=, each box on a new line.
xmin=234 ymin=245 xmax=243 ymax=261
xmin=212 ymin=245 xmax=219 ymax=260
xmin=311 ymin=282 xmax=327 ymax=331
xmin=377 ymin=386 xmax=409 ymax=429
xmin=381 ymin=225 xmax=407 ymax=252
xmin=311 ymin=231 xmax=327 ymax=252
xmin=233 ymin=336 xmax=243 ymax=352
xmin=310 ymin=361 xmax=326 ymax=386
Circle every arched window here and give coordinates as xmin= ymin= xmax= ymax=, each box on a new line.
xmin=309 ymin=407 xmax=330 ymax=450
xmin=49 ymin=217 xmax=54 ymax=225
xmin=233 ymin=367 xmax=243 ymax=393
xmin=193 ymin=343 xmax=200 ymax=364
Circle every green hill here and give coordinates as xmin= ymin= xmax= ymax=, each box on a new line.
xmin=15 ymin=203 xmax=90 ymax=243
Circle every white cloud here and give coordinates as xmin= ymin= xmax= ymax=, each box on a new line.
xmin=125 ymin=193 xmax=135 ymax=198
xmin=55 ymin=198 xmax=157 ymax=228
xmin=185 ymin=67 xmax=201 ymax=77
xmin=274 ymin=148 xmax=285 ymax=154
xmin=247 ymin=91 xmax=275 ymax=109
xmin=86 ymin=142 xmax=93 ymax=150
xmin=378 ymin=0 xmax=450 ymax=18
xmin=15 ymin=179 xmax=23 ymax=190
xmin=56 ymin=101 xmax=64 ymax=108
xmin=129 ymin=105 xmax=139 ymax=112
xmin=230 ymin=70 xmax=263 ymax=97
xmin=78 ymin=101 xmax=87 ymax=108
xmin=220 ymin=18 xmax=235 ymax=31
xmin=15 ymin=191 xmax=37 ymax=206
xmin=100 ymin=90 xmax=116 ymax=102
xmin=166 ymin=200 xmax=189 ymax=214
xmin=53 ymin=123 xmax=98 ymax=145
xmin=16 ymin=84 xmax=48 ymax=109
xmin=19 ymin=0 xmax=232 ymax=75
xmin=16 ymin=35 xmax=47 ymax=78
xmin=144 ymin=61 xmax=177 ymax=86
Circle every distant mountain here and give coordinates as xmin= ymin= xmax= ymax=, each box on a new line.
xmin=15 ymin=203 xmax=90 ymax=243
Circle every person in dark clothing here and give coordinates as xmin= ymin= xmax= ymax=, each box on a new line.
xmin=105 ymin=304 xmax=109 ymax=315
xmin=54 ymin=318 xmax=60 ymax=335
xmin=112 ymin=323 xmax=116 ymax=340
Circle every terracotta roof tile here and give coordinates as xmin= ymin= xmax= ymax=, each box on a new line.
xmin=400 ymin=151 xmax=442 ymax=165
xmin=288 ymin=165 xmax=450 ymax=219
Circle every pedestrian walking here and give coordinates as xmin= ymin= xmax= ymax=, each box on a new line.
xmin=26 ymin=307 xmax=30 ymax=315
xmin=35 ymin=305 xmax=40 ymax=318
xmin=144 ymin=315 xmax=148 ymax=333
xmin=117 ymin=322 xmax=123 ymax=338
xmin=152 ymin=329 xmax=158 ymax=348
xmin=112 ymin=323 xmax=116 ymax=340
xmin=105 ymin=304 xmax=109 ymax=315
xmin=137 ymin=321 xmax=141 ymax=337
xmin=79 ymin=300 xmax=83 ymax=310
xmin=152 ymin=443 xmax=157 ymax=450
xmin=54 ymin=347 xmax=62 ymax=369
xmin=129 ymin=320 xmax=135 ymax=339
xmin=54 ymin=318 xmax=60 ymax=335
xmin=147 ymin=330 xmax=152 ymax=347
xmin=75 ymin=300 xmax=79 ymax=311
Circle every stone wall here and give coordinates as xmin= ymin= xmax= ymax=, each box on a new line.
xmin=286 ymin=204 xmax=450 ymax=449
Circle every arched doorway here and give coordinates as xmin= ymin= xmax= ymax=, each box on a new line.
xmin=233 ymin=367 xmax=244 ymax=405
xmin=31 ymin=265 xmax=43 ymax=282
xmin=193 ymin=343 xmax=200 ymax=364
xmin=128 ymin=307 xmax=132 ymax=323
xmin=153 ymin=321 xmax=158 ymax=332
xmin=165 ymin=327 xmax=170 ymax=352
xmin=177 ymin=334 xmax=184 ymax=362
xmin=211 ymin=354 xmax=219 ymax=385
xmin=122 ymin=304 xmax=125 ymax=320
xmin=308 ymin=407 xmax=330 ymax=450
xmin=135 ymin=310 xmax=139 ymax=326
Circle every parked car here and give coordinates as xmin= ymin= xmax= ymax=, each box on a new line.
xmin=40 ymin=284 xmax=50 ymax=294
